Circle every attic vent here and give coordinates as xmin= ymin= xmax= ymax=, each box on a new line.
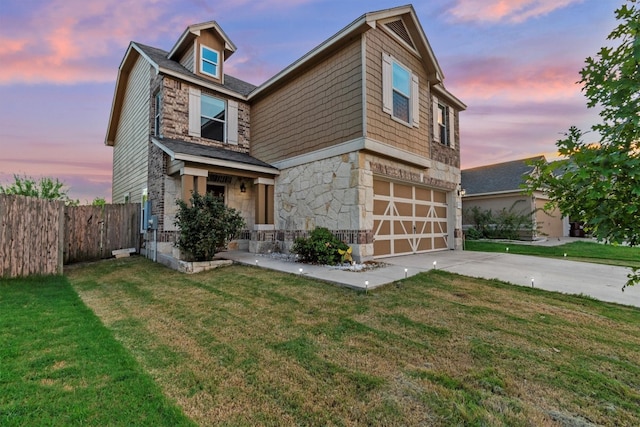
xmin=385 ymin=19 xmax=414 ymax=49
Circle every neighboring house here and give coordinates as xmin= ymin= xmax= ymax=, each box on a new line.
xmin=461 ymin=157 xmax=568 ymax=238
xmin=105 ymin=5 xmax=466 ymax=264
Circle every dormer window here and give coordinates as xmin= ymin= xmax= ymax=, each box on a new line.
xmin=200 ymin=45 xmax=219 ymax=78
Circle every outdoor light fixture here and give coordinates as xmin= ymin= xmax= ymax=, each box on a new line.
xmin=240 ymin=181 xmax=246 ymax=193
xmin=404 ymin=268 xmax=408 ymax=278
xmin=433 ymin=261 xmax=437 ymax=269
xmin=299 ymin=268 xmax=303 ymax=274
xmin=531 ymin=278 xmax=535 ymax=287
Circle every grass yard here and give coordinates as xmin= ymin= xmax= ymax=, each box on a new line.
xmin=65 ymin=257 xmax=640 ymax=426
xmin=0 ymin=274 xmax=194 ymax=427
xmin=465 ymin=240 xmax=640 ymax=269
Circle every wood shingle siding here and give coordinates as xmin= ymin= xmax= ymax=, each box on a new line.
xmin=251 ymin=38 xmax=363 ymax=164
xmin=364 ymin=27 xmax=431 ymax=159
xmin=112 ymin=55 xmax=152 ymax=204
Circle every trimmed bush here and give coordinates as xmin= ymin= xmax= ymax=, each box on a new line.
xmin=174 ymin=192 xmax=245 ymax=261
xmin=291 ymin=227 xmax=350 ymax=265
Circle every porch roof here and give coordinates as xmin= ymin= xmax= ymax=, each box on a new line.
xmin=152 ymin=137 xmax=279 ymax=176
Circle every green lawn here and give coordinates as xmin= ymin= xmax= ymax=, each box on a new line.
xmin=465 ymin=240 xmax=640 ymax=269
xmin=0 ymin=274 xmax=194 ymax=427
xmin=59 ymin=257 xmax=640 ymax=426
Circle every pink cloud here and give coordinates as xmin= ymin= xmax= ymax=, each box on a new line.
xmin=0 ymin=0 xmax=182 ymax=84
xmin=444 ymin=56 xmax=583 ymax=102
xmin=447 ymin=0 xmax=583 ymax=24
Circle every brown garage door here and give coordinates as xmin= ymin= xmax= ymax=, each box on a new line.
xmin=373 ymin=179 xmax=448 ymax=257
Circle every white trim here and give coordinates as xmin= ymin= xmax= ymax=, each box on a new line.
xmin=254 ymin=177 xmax=275 ymax=185
xmin=188 ymin=87 xmax=201 ymax=137
xmin=254 ymin=224 xmax=275 ymax=231
xmin=411 ymin=73 xmax=420 ymax=128
xmin=432 ymin=95 xmax=440 ymax=143
xmin=382 ymin=53 xmax=392 ymax=114
xmin=448 ymin=107 xmax=455 ymax=149
xmin=227 ymin=99 xmax=239 ymax=145
xmin=199 ymin=45 xmax=220 ymax=78
xmin=180 ymin=167 xmax=209 ymax=177
xmin=271 ymin=137 xmax=431 ymax=170
xmin=361 ymin=34 xmax=368 ymax=137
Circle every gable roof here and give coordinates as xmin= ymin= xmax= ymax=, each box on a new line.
xmin=167 ymin=20 xmax=237 ymax=61
xmin=152 ymin=137 xmax=278 ymax=176
xmin=461 ymin=156 xmax=545 ymax=196
xmin=105 ymin=42 xmax=256 ymax=146
xmin=249 ymin=4 xmax=464 ymax=110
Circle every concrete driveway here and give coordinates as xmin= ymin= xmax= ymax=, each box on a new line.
xmin=384 ymin=250 xmax=640 ymax=308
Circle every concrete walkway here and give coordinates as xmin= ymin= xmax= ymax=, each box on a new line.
xmin=220 ymin=243 xmax=639 ymax=308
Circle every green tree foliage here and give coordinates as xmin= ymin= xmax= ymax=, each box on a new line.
xmin=91 ymin=197 xmax=107 ymax=207
xmin=0 ymin=174 xmax=78 ymax=205
xmin=291 ymin=227 xmax=350 ymax=265
xmin=525 ymin=0 xmax=639 ymax=287
xmin=174 ymin=192 xmax=245 ymax=262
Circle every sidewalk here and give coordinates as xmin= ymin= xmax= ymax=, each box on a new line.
xmin=220 ymin=248 xmax=639 ymax=308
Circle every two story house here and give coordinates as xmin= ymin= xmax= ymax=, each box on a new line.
xmin=105 ymin=4 xmax=466 ymax=263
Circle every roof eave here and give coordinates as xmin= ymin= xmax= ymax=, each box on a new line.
xmin=105 ymin=43 xmax=159 ymax=146
xmin=168 ymin=21 xmax=237 ymax=61
xmin=249 ymin=15 xmax=372 ymax=99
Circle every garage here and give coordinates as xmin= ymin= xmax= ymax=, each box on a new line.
xmin=373 ymin=179 xmax=449 ymax=257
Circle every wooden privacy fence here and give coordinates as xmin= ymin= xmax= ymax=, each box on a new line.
xmin=64 ymin=203 xmax=140 ymax=264
xmin=0 ymin=195 xmax=64 ymax=277
xmin=0 ymin=195 xmax=141 ymax=278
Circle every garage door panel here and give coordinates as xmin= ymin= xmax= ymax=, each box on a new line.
xmin=373 ymin=179 xmax=449 ymax=258
xmin=394 ymin=239 xmax=412 ymax=254
xmin=374 ymin=219 xmax=390 ymax=235
xmin=396 ymin=202 xmax=412 ymax=216
xmin=417 ymin=238 xmax=432 ymax=251
xmin=374 ymin=239 xmax=391 ymax=255
xmin=395 ymin=184 xmax=413 ymax=199
xmin=415 ymin=187 xmax=431 ymax=201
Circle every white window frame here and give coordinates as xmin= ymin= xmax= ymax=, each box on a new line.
xmin=382 ymin=53 xmax=419 ymax=128
xmin=188 ymin=87 xmax=239 ymax=144
xmin=200 ymin=93 xmax=226 ymax=142
xmin=432 ymin=96 xmax=455 ymax=148
xmin=200 ymin=45 xmax=220 ymax=78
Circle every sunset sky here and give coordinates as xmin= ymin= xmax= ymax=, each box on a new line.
xmin=0 ymin=0 xmax=619 ymax=202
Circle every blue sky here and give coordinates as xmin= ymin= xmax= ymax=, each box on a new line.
xmin=0 ymin=0 xmax=620 ymax=202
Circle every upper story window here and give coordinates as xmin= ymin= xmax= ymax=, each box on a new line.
xmin=188 ymin=87 xmax=239 ymax=144
xmin=200 ymin=45 xmax=219 ymax=78
xmin=433 ymin=95 xmax=455 ymax=148
xmin=438 ymin=104 xmax=449 ymax=146
xmin=154 ymin=92 xmax=161 ymax=136
xmin=392 ymin=62 xmax=411 ymax=123
xmin=201 ymin=94 xmax=226 ymax=141
xmin=382 ymin=53 xmax=419 ymax=128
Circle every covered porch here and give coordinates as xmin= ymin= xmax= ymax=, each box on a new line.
xmin=150 ymin=137 xmax=279 ymax=260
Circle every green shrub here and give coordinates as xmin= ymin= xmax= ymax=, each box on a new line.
xmin=465 ymin=227 xmax=483 ymax=240
xmin=465 ymin=201 xmax=536 ymax=240
xmin=174 ymin=192 xmax=245 ymax=261
xmin=291 ymin=227 xmax=349 ymax=265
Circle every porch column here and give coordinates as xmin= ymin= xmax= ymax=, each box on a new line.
xmin=181 ymin=167 xmax=209 ymax=203
xmin=254 ymin=177 xmax=275 ymax=225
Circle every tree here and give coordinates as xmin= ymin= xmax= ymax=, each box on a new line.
xmin=0 ymin=174 xmax=78 ymax=205
xmin=525 ymin=0 xmax=639 ymax=288
xmin=174 ymin=192 xmax=245 ymax=262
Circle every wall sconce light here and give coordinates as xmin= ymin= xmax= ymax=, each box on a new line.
xmin=240 ymin=181 xmax=246 ymax=193
xmin=460 ymin=189 xmax=466 ymax=197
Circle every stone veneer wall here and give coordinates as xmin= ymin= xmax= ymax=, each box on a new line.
xmin=274 ymin=151 xmax=374 ymax=261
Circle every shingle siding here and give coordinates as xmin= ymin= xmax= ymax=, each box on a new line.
xmin=251 ymin=38 xmax=363 ymax=163
xmin=112 ymin=55 xmax=152 ymax=204
xmin=364 ymin=28 xmax=430 ymax=158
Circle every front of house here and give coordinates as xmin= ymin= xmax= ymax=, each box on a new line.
xmin=105 ymin=5 xmax=466 ymax=263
